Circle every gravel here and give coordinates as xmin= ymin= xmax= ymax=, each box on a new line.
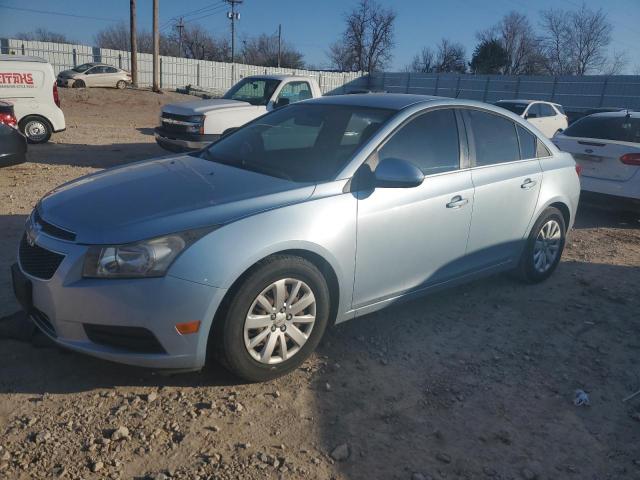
xmin=0 ymin=87 xmax=639 ymax=479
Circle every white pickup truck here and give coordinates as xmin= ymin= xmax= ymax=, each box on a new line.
xmin=155 ymin=74 xmax=322 ymax=152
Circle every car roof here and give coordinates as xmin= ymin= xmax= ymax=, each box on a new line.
xmin=0 ymin=54 xmax=48 ymax=63
xmin=246 ymin=74 xmax=313 ymax=82
xmin=587 ymin=110 xmax=639 ymax=119
xmin=304 ymin=93 xmax=445 ymax=110
xmin=497 ymin=99 xmax=560 ymax=106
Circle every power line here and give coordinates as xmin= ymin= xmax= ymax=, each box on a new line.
xmin=160 ymin=2 xmax=225 ymax=31
xmin=0 ymin=5 xmax=120 ymax=22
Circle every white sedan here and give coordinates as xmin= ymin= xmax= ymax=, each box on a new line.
xmin=495 ymin=100 xmax=568 ymax=138
xmin=553 ymin=111 xmax=640 ymax=210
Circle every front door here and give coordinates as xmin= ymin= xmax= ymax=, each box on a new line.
xmin=353 ymin=108 xmax=474 ymax=310
xmin=463 ymin=109 xmax=543 ymax=269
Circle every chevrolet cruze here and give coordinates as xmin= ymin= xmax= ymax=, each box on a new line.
xmin=12 ymin=94 xmax=580 ymax=382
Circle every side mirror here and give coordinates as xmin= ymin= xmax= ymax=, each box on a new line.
xmin=374 ymin=157 xmax=424 ymax=188
xmin=525 ymin=112 xmax=537 ymax=119
xmin=274 ymin=97 xmax=290 ymax=109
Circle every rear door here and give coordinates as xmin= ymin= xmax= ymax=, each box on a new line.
xmin=463 ymin=109 xmax=543 ymax=268
xmin=553 ymin=115 xmax=640 ymax=182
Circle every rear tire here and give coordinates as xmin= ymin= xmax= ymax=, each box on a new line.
xmin=210 ymin=255 xmax=330 ymax=382
xmin=116 ymin=80 xmax=127 ymax=89
xmin=73 ymin=79 xmax=86 ymax=88
xmin=514 ymin=207 xmax=566 ymax=283
xmin=19 ymin=116 xmax=52 ymax=144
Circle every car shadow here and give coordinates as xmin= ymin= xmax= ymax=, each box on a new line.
xmin=25 ymin=141 xmax=174 ymax=169
xmin=574 ymin=202 xmax=640 ymax=230
xmin=136 ymin=127 xmax=155 ymax=136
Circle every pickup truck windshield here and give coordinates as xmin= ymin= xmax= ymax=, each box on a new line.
xmin=200 ymin=104 xmax=395 ymax=182
xmin=223 ymin=78 xmax=281 ymax=106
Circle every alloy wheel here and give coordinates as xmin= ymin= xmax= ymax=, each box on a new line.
xmin=243 ymin=278 xmax=316 ymax=365
xmin=24 ymin=120 xmax=48 ymax=143
xmin=533 ymin=219 xmax=562 ymax=273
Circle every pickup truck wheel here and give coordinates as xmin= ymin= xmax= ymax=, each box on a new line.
xmin=19 ymin=116 xmax=52 ymax=144
xmin=514 ymin=207 xmax=566 ymax=283
xmin=210 ymin=255 xmax=330 ymax=382
xmin=73 ymin=79 xmax=86 ymax=88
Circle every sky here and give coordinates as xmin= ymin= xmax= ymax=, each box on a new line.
xmin=0 ymin=0 xmax=639 ymax=72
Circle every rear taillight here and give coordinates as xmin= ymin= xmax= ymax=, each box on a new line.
xmin=0 ymin=112 xmax=17 ymax=128
xmin=620 ymin=153 xmax=640 ymax=166
xmin=575 ymin=164 xmax=583 ymax=176
xmin=53 ymin=82 xmax=61 ymax=108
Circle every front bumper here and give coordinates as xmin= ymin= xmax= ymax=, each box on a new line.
xmin=13 ymin=231 xmax=226 ymax=370
xmin=154 ymin=127 xmax=219 ymax=152
xmin=56 ymin=77 xmax=75 ymax=87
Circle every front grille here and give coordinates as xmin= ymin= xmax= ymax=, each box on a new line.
xmin=19 ymin=235 xmax=65 ymax=280
xmin=34 ymin=210 xmax=76 ymax=241
xmin=32 ymin=309 xmax=56 ymax=337
xmin=160 ymin=113 xmax=200 ymax=134
xmin=84 ymin=324 xmax=167 ymax=354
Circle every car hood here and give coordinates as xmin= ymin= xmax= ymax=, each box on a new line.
xmin=38 ymin=155 xmax=314 ymax=245
xmin=58 ymin=69 xmax=80 ymax=78
xmin=162 ymin=99 xmax=262 ymax=116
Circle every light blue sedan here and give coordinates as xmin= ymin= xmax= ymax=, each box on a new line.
xmin=12 ymin=94 xmax=580 ymax=381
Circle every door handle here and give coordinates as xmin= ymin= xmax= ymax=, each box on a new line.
xmin=521 ymin=178 xmax=537 ymax=189
xmin=446 ymin=195 xmax=469 ymax=209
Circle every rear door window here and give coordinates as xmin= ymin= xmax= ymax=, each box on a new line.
xmin=466 ymin=110 xmax=520 ymax=166
xmin=277 ymin=81 xmax=313 ymax=103
xmin=378 ymin=109 xmax=460 ymax=176
xmin=539 ymin=103 xmax=556 ymax=117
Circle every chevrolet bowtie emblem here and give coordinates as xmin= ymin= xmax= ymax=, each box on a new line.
xmin=25 ymin=215 xmax=40 ymax=247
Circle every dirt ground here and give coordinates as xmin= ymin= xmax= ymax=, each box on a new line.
xmin=1 ymin=88 xmax=640 ymax=480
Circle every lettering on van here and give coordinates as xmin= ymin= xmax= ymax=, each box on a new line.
xmin=0 ymin=73 xmax=35 ymax=88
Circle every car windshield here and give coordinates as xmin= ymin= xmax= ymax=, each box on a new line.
xmin=199 ymin=104 xmax=395 ymax=182
xmin=495 ymin=102 xmax=528 ymax=115
xmin=223 ymin=78 xmax=281 ymax=106
xmin=563 ymin=115 xmax=640 ymax=143
xmin=72 ymin=63 xmax=93 ymax=73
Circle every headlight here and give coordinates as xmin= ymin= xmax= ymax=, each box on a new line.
xmin=82 ymin=227 xmax=215 ymax=279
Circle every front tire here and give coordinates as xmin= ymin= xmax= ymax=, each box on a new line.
xmin=73 ymin=79 xmax=86 ymax=88
xmin=515 ymin=207 xmax=566 ymax=283
xmin=211 ymin=255 xmax=330 ymax=382
xmin=19 ymin=116 xmax=52 ymax=144
xmin=116 ymin=80 xmax=127 ymax=89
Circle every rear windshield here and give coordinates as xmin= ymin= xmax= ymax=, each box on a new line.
xmin=563 ymin=115 xmax=640 ymax=143
xmin=495 ymin=102 xmax=528 ymax=115
xmin=554 ymin=104 xmax=565 ymax=114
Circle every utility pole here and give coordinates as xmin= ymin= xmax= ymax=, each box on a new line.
xmin=129 ymin=0 xmax=138 ymax=87
xmin=277 ymin=24 xmax=281 ymax=68
xmin=225 ymin=0 xmax=242 ymax=63
xmin=152 ymin=0 xmax=160 ymax=92
xmin=176 ymin=17 xmax=184 ymax=58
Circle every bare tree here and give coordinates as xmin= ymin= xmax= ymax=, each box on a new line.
xmin=328 ymin=0 xmax=396 ymax=72
xmin=408 ymin=47 xmax=435 ymax=73
xmin=15 ymin=28 xmax=73 ymax=44
xmin=539 ymin=9 xmax=572 ymax=75
xmin=174 ymin=24 xmax=229 ymax=61
xmin=434 ymin=39 xmax=466 ymax=73
xmin=241 ymin=33 xmax=304 ymax=68
xmin=569 ymin=5 xmax=613 ymax=75
xmin=479 ymin=12 xmax=544 ymax=75
xmin=540 ymin=4 xmax=623 ymax=75
xmin=602 ymin=49 xmax=628 ymax=75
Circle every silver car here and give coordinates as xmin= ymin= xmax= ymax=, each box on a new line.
xmin=12 ymin=94 xmax=580 ymax=381
xmin=57 ymin=63 xmax=131 ymax=89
